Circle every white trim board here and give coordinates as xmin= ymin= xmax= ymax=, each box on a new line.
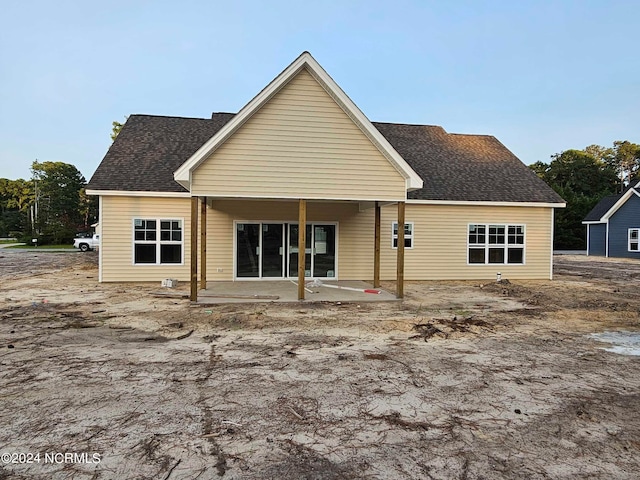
xmin=602 ymin=188 xmax=640 ymax=221
xmin=173 ymin=52 xmax=423 ymax=192
xmin=407 ymin=199 xmax=565 ymax=208
xmin=86 ymin=190 xmax=565 ymax=207
xmin=86 ymin=190 xmax=190 ymax=198
xmin=197 ymin=193 xmax=406 ymax=202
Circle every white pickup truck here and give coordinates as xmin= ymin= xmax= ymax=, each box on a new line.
xmin=73 ymin=234 xmax=100 ymax=252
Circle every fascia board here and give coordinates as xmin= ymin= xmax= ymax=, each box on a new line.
xmin=191 ymin=193 xmax=407 ymax=202
xmin=86 ymin=189 xmax=190 ymax=198
xmin=407 ymin=199 xmax=566 ymax=208
xmin=602 ymin=189 xmax=640 ymax=220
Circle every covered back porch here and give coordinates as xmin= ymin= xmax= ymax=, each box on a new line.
xmin=188 ymin=197 xmax=408 ymax=302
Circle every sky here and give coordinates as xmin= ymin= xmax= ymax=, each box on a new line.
xmin=1 ymin=0 xmax=638 ymax=182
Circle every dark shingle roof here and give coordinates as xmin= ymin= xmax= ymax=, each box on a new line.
xmin=583 ymin=193 xmax=624 ymax=222
xmin=87 ymin=113 xmax=235 ymax=192
xmin=372 ymin=122 xmax=564 ymax=203
xmin=88 ymin=114 xmax=564 ymax=204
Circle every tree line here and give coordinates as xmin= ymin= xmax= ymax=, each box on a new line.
xmin=531 ymin=141 xmax=640 ymax=249
xmin=0 ymin=161 xmax=97 ymax=244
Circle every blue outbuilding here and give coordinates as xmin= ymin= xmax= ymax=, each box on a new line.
xmin=583 ymin=182 xmax=640 ymax=258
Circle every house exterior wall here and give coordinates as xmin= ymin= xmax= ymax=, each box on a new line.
xmin=377 ymin=203 xmax=554 ymax=280
xmin=608 ymin=194 xmax=640 ymax=258
xmin=204 ymin=200 xmax=555 ymax=281
xmin=98 ymin=196 xmax=554 ymax=282
xmin=587 ymin=223 xmax=606 ymax=256
xmin=204 ymin=199 xmax=368 ymax=281
xmin=100 ymin=195 xmax=192 ymax=282
xmin=191 ymin=68 xmax=407 ymax=201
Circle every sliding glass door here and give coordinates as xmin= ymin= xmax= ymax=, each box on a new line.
xmin=288 ymin=223 xmax=336 ymax=278
xmin=236 ymin=224 xmax=260 ymax=278
xmin=261 ymin=224 xmax=285 ymax=277
xmin=312 ymin=224 xmax=336 ymax=277
xmin=288 ymin=224 xmax=312 ymax=278
xmin=236 ymin=222 xmax=336 ymax=279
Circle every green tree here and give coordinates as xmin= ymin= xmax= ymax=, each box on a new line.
xmin=529 ymin=161 xmax=549 ymax=179
xmin=545 ymin=150 xmax=618 ymax=197
xmin=531 ymin=149 xmax=618 ymax=249
xmin=111 ymin=116 xmax=128 ymax=141
xmin=608 ymin=141 xmax=640 ymax=191
xmin=31 ymin=161 xmax=86 ymax=243
xmin=79 ymin=187 xmax=98 ymax=230
xmin=583 ymin=144 xmax=613 ymax=165
xmin=0 ymin=178 xmax=33 ymax=237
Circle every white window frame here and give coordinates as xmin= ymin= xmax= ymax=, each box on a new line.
xmin=467 ymin=223 xmax=526 ymax=265
xmin=392 ymin=222 xmax=414 ymax=249
xmin=132 ymin=218 xmax=184 ymax=266
xmin=628 ymin=228 xmax=640 ymax=252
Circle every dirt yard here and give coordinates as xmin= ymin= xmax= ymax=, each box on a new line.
xmin=1 ymin=251 xmax=639 ymax=479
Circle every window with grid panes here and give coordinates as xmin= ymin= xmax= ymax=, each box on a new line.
xmin=133 ymin=219 xmax=183 ymax=264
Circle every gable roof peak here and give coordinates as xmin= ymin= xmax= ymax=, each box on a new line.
xmin=174 ymin=52 xmax=423 ymax=191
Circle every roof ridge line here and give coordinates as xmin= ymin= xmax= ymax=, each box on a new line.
xmin=128 ymin=113 xmax=221 ymax=121
xmin=372 ymin=121 xmax=445 ymax=129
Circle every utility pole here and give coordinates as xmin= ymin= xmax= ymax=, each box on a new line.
xmin=34 ymin=177 xmax=38 ymax=234
xmin=33 ymin=159 xmax=39 ymax=234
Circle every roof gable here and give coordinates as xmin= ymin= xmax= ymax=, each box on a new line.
xmin=189 ymin=68 xmax=409 ymax=201
xmin=583 ymin=181 xmax=640 ymax=223
xmin=173 ymin=52 xmax=423 ymax=191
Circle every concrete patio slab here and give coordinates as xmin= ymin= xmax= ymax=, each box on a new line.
xmin=196 ymin=280 xmax=398 ymax=304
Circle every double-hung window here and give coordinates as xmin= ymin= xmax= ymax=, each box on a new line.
xmin=468 ymin=224 xmax=524 ymax=264
xmin=392 ymin=222 xmax=414 ymax=249
xmin=133 ymin=219 xmax=183 ymax=265
xmin=629 ymin=229 xmax=640 ymax=252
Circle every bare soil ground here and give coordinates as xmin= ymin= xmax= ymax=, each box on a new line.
xmin=1 ymin=252 xmax=639 ymax=479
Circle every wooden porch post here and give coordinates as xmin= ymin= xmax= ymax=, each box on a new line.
xmin=396 ymin=201 xmax=405 ymax=299
xmin=373 ymin=201 xmax=381 ymax=288
xmin=200 ymin=196 xmax=207 ymax=291
xmin=298 ymin=199 xmax=306 ymax=300
xmin=190 ymin=196 xmax=199 ymax=302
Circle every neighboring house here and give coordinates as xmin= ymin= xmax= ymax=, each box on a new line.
xmin=583 ymin=181 xmax=640 ymax=258
xmin=86 ymin=52 xmax=565 ymax=300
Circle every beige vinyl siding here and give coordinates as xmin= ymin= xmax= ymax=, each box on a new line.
xmin=376 ymin=204 xmax=554 ymax=280
xmin=191 ymin=68 xmax=407 ymax=201
xmin=100 ymin=197 xmax=553 ymax=282
xmin=205 ymin=200 xmax=553 ymax=281
xmin=205 ymin=199 xmax=368 ymax=281
xmin=100 ymin=196 xmax=192 ymax=282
